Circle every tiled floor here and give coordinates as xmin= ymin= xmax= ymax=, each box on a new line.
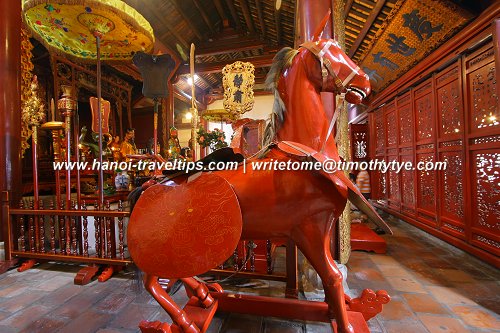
xmin=0 ymin=215 xmax=498 ymax=332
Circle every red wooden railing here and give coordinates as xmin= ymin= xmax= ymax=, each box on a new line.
xmin=3 ymin=191 xmax=131 ymax=267
xmin=2 ymin=191 xmax=298 ymax=293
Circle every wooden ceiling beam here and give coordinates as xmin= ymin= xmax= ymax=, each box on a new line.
xmin=179 ymin=73 xmax=214 ymax=91
xmin=177 ymin=53 xmax=275 ymax=75
xmin=344 ymin=0 xmax=355 ymax=19
xmin=224 ymin=0 xmax=241 ymax=29
xmin=196 ymin=75 xmax=214 ymax=90
xmin=238 ymin=0 xmax=256 ymax=33
xmin=213 ymin=0 xmax=227 ymax=20
xmin=142 ymin=2 xmax=189 ymax=50
xmin=174 ymin=86 xmax=203 ymax=108
xmin=192 ymin=0 xmax=216 ymax=35
xmin=274 ymin=7 xmax=282 ymax=45
xmin=196 ymin=38 xmax=265 ymax=57
xmin=171 ymin=0 xmax=203 ymax=40
xmin=255 ymin=0 xmax=266 ymax=39
xmin=348 ymin=0 xmax=386 ymax=58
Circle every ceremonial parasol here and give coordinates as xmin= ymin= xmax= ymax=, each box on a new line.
xmin=201 ymin=108 xmax=237 ymax=128
xmin=23 ymin=0 xmax=154 ymax=205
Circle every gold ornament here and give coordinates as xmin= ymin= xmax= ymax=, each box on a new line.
xmin=222 ymin=61 xmax=255 ymax=118
xmin=20 ymin=27 xmax=35 ymax=156
xmin=21 ymin=76 xmax=45 ymax=130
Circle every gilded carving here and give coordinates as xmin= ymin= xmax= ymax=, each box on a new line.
xmin=222 ymin=61 xmax=255 ymax=117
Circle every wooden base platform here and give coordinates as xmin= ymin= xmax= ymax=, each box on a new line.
xmin=140 ymin=296 xmax=219 ymax=333
xmin=350 ymin=223 xmax=387 ymax=254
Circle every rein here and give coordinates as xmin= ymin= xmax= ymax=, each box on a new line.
xmin=300 ymin=39 xmax=358 ymax=154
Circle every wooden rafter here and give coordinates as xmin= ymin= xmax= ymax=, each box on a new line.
xmin=143 ymin=2 xmax=189 ymax=50
xmin=274 ymin=6 xmax=282 ymax=45
xmin=182 ymin=73 xmax=214 ymax=91
xmin=192 ymin=0 xmax=216 ymax=35
xmin=175 ymin=86 xmax=203 ymax=108
xmin=172 ymin=0 xmax=203 ymax=40
xmin=224 ymin=0 xmax=241 ymax=29
xmin=255 ymin=0 xmax=266 ymax=39
xmin=196 ymin=37 xmax=265 ymax=57
xmin=344 ymin=0 xmax=354 ymax=19
xmin=238 ymin=0 xmax=256 ymax=33
xmin=348 ymin=0 xmax=387 ymax=58
xmin=177 ymin=53 xmax=275 ymax=74
xmin=214 ymin=0 xmax=227 ymax=20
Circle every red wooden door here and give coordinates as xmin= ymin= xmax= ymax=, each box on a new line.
xmin=465 ymin=43 xmax=500 ymax=256
xmin=414 ymin=79 xmax=438 ymax=226
xmin=436 ymin=62 xmax=467 ymax=239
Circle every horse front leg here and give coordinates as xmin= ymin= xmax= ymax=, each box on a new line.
xmin=143 ymin=274 xmax=200 ymax=333
xmin=291 ymin=214 xmax=354 ymax=333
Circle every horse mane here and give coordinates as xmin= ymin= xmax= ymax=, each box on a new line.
xmin=262 ymin=47 xmax=299 ymax=147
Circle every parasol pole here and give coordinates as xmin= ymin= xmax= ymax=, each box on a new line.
xmin=95 ymin=33 xmax=104 ymax=207
xmin=153 ymin=97 xmax=158 ymax=155
xmin=189 ymin=43 xmax=198 ymax=161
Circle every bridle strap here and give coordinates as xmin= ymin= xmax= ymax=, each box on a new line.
xmin=342 ymin=65 xmax=360 ymax=88
xmin=300 ymin=40 xmax=360 ymax=152
xmin=300 ymin=40 xmax=359 ymax=93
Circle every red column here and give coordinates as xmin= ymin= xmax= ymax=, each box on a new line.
xmin=294 ymin=0 xmax=333 ymax=47
xmin=0 ymin=1 xmax=22 ymax=223
xmin=294 ymin=0 xmax=336 ymax=120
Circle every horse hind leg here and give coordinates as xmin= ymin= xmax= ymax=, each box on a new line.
xmin=291 ymin=213 xmax=354 ymax=333
xmin=181 ymin=277 xmax=216 ymax=308
xmin=142 ymin=274 xmax=200 ymax=333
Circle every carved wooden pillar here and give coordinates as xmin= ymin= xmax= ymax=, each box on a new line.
xmin=0 ymin=0 xmax=22 ymax=238
xmin=333 ymin=0 xmax=352 ymax=265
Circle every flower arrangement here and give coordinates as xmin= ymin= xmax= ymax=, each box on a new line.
xmin=196 ymin=127 xmax=228 ymax=151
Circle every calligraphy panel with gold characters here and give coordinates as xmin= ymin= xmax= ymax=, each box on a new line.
xmin=222 ymin=61 xmax=255 ymax=118
xmin=359 ymin=0 xmax=473 ymax=92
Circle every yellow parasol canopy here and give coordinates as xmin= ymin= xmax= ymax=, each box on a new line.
xmin=23 ymin=0 xmax=154 ymax=61
xmin=201 ymin=108 xmax=238 ymax=123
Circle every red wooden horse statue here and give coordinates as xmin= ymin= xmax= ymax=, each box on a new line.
xmin=128 ymin=14 xmax=391 ymax=333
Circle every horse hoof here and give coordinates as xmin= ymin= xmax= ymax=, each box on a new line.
xmin=139 ymin=320 xmax=172 ymax=333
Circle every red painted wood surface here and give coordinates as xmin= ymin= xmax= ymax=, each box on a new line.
xmin=350 ymin=223 xmax=386 ymax=254
xmin=0 ymin=0 xmax=22 ymax=244
xmin=129 ymin=31 xmax=389 ymax=333
xmin=368 ymin=19 xmax=500 ymax=266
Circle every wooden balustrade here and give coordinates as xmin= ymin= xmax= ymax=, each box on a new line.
xmin=2 ymin=191 xmax=296 ymax=292
xmin=3 ymin=191 xmax=131 ymax=267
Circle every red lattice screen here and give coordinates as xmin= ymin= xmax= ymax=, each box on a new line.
xmin=367 ymin=33 xmax=499 ymax=266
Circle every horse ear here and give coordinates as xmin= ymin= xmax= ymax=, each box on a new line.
xmin=312 ymin=9 xmax=332 ymax=42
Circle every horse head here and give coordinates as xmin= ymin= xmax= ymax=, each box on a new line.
xmin=263 ymin=27 xmax=370 ymax=146
xmin=301 ymin=10 xmax=371 ymax=104
xmin=297 ymin=39 xmax=369 ymax=105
